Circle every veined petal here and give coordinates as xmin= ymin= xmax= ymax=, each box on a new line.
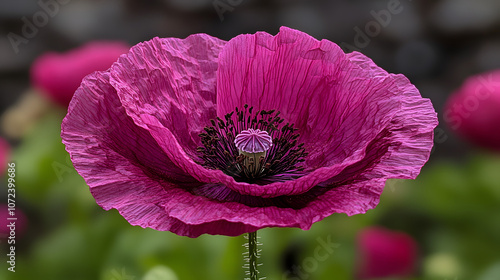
xmin=61 ymin=71 xmax=198 ymax=220
xmin=110 ymin=35 xmax=226 ymax=157
xmin=342 ymin=52 xmax=438 ymax=181
xmin=216 ymin=26 xmax=403 ymax=171
xmin=87 ymin=173 xmax=382 ymax=238
xmin=209 ymin=27 xmax=437 ymax=197
xmin=153 ymin=178 xmax=386 ymax=237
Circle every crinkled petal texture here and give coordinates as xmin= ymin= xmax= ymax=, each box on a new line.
xmin=62 ymin=28 xmax=438 ymax=238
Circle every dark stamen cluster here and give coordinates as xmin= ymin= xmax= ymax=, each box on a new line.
xmin=197 ymin=105 xmax=308 ymax=184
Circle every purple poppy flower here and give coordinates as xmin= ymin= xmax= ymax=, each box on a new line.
xmin=61 ymin=27 xmax=438 ymax=238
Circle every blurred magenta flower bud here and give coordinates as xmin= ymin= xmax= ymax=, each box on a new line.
xmin=1 ymin=204 xmax=28 ymax=239
xmin=31 ymin=41 xmax=130 ymax=107
xmin=356 ymin=227 xmax=418 ymax=279
xmin=0 ymin=137 xmax=10 ymax=173
xmin=444 ymin=70 xmax=500 ymax=152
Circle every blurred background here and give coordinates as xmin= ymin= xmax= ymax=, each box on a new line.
xmin=1 ymin=0 xmax=500 ymax=279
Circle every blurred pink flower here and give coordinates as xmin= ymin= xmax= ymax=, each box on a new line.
xmin=357 ymin=227 xmax=418 ymax=279
xmin=444 ymin=70 xmax=500 ymax=152
xmin=0 ymin=204 xmax=28 ymax=239
xmin=31 ymin=41 xmax=130 ymax=107
xmin=0 ymin=137 xmax=10 ymax=174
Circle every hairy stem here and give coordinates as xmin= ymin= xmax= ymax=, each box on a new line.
xmin=244 ymin=231 xmax=262 ymax=280
xmin=248 ymin=231 xmax=258 ymax=280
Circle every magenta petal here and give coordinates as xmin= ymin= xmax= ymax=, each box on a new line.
xmin=345 ymin=52 xmax=438 ymax=180
xmin=155 ymin=178 xmax=387 ymax=236
xmin=199 ymin=164 xmax=384 ymax=233
xmin=62 ymin=71 xmax=195 ymax=183
xmin=109 ymin=35 xmax=226 ymax=155
xmin=89 ymin=178 xmax=261 ymax=237
xmin=217 ymin=27 xmax=403 ymax=169
xmin=210 ymin=27 xmax=436 ymax=197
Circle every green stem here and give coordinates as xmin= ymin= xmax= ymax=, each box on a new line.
xmin=247 ymin=231 xmax=259 ymax=280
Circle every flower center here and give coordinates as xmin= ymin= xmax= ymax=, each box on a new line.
xmin=234 ymin=128 xmax=272 ymax=178
xmin=234 ymin=128 xmax=272 ymax=154
xmin=197 ymin=105 xmax=307 ymax=184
